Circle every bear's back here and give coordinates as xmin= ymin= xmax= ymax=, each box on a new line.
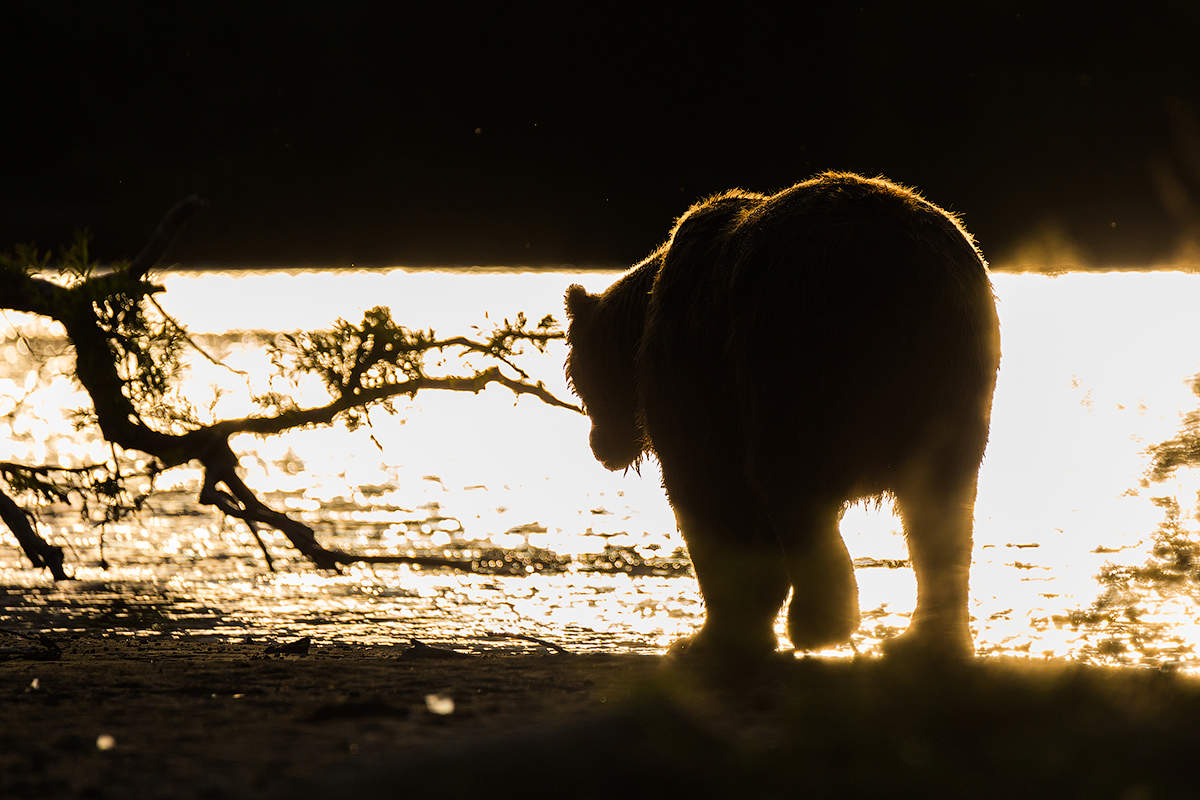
xmin=639 ymin=172 xmax=999 ymax=497
xmin=731 ymin=173 xmax=986 ymax=295
xmin=648 ymin=172 xmax=994 ymax=366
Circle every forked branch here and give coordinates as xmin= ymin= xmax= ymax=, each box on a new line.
xmin=0 ymin=198 xmax=578 ymax=575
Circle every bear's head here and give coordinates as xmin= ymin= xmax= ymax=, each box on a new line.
xmin=565 ymin=283 xmax=644 ymax=471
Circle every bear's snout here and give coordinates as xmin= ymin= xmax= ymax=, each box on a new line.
xmin=589 ymin=424 xmax=638 ymax=471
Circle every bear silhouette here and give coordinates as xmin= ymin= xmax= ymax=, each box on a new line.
xmin=565 ymin=172 xmax=1000 ymax=659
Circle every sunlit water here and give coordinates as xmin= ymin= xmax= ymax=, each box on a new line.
xmin=4 ymin=268 xmax=1200 ymax=668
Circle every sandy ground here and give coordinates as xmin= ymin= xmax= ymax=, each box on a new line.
xmin=0 ymin=635 xmax=654 ymax=799
xmin=4 ymin=633 xmax=1200 ymax=799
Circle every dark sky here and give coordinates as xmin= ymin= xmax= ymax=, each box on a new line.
xmin=5 ymin=2 xmax=1199 ymax=267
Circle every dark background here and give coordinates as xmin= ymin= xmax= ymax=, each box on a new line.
xmin=4 ymin=2 xmax=1199 ymax=268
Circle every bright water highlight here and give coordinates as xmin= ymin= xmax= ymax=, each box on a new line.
xmin=3 ymin=269 xmax=1200 ymax=667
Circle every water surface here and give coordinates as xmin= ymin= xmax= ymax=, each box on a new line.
xmin=3 ymin=268 xmax=1200 ymax=667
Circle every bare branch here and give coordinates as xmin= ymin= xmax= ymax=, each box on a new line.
xmin=242 ymin=518 xmax=276 ymax=572
xmin=202 ymin=366 xmax=580 ymax=439
xmin=426 ymin=333 xmax=564 ymax=379
xmin=0 ymin=487 xmax=66 ymax=580
xmin=0 ymin=268 xmax=70 ymax=318
xmin=146 ymin=294 xmax=249 ymax=376
xmin=0 ymin=461 xmax=110 ymax=476
xmin=198 ymin=463 xmax=482 ymax=572
xmin=127 ymin=195 xmax=205 ymax=280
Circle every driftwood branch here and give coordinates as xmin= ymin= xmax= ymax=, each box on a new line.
xmin=202 ymin=366 xmax=580 ymax=440
xmin=0 ymin=198 xmax=578 ymax=574
xmin=198 ymin=463 xmax=483 ymax=571
xmin=0 ymin=487 xmax=66 ymax=580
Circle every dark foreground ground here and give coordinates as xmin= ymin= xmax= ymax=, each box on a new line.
xmin=1 ymin=634 xmax=1196 ymax=799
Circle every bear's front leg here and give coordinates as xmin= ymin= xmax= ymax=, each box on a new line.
xmin=783 ymin=516 xmax=861 ymax=652
xmin=668 ymin=501 xmax=790 ymax=660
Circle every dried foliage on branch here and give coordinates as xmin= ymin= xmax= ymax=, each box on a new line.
xmin=0 ymin=198 xmax=578 ymax=578
xmin=1147 ymin=375 xmax=1200 ymax=483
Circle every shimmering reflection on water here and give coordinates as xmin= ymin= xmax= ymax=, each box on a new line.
xmin=4 ymin=269 xmax=1200 ymax=665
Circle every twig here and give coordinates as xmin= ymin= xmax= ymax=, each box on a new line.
xmin=146 ymin=294 xmax=249 ymax=376
xmin=0 ymin=311 xmax=49 ymax=362
xmin=483 ymin=631 xmax=572 ymax=655
xmin=0 ymin=461 xmax=110 ymax=476
xmin=364 ymin=408 xmax=385 ymax=454
xmin=243 ymin=518 xmax=276 ymax=572
xmin=427 ymin=335 xmax=533 ymax=379
xmin=127 ymin=195 xmax=206 ymax=281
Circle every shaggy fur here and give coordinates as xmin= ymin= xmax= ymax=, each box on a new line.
xmin=566 ymin=172 xmax=1000 ymax=659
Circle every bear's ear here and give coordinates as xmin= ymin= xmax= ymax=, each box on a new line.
xmin=565 ymin=284 xmax=599 ymax=321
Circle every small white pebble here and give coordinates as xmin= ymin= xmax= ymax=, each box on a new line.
xmin=424 ymin=693 xmax=455 ymax=715
xmin=96 ymin=734 xmax=116 ymax=751
xmin=29 ymin=678 xmax=39 ymax=690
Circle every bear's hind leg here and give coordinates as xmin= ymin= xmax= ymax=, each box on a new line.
xmin=889 ymin=467 xmax=980 ymax=660
xmin=775 ymin=502 xmax=861 ymax=652
xmin=669 ymin=497 xmax=790 ymax=660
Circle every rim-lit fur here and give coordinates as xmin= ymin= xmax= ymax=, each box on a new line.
xmin=564 ymin=250 xmax=659 ymax=470
xmin=564 ymin=172 xmax=1000 ymax=658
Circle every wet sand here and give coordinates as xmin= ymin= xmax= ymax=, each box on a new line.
xmin=3 ymin=634 xmax=1199 ymax=798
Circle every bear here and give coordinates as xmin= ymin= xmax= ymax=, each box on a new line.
xmin=564 ymin=172 xmax=1000 ymax=660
